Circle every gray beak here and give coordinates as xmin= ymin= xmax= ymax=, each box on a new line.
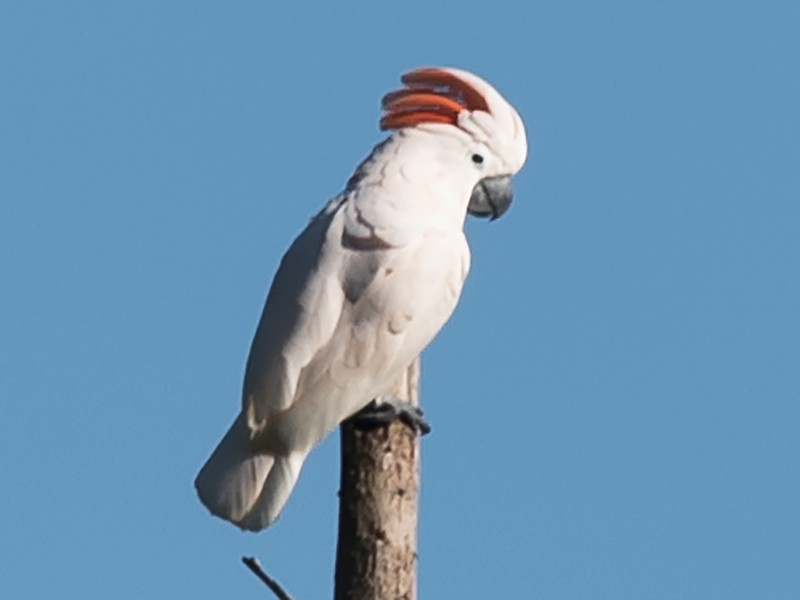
xmin=467 ymin=175 xmax=513 ymax=220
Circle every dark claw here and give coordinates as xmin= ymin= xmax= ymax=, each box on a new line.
xmin=351 ymin=397 xmax=431 ymax=435
xmin=398 ymin=406 xmax=431 ymax=435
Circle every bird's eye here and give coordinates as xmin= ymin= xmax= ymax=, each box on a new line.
xmin=471 ymin=153 xmax=484 ymax=165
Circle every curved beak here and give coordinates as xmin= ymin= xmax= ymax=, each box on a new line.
xmin=467 ymin=175 xmax=513 ymax=221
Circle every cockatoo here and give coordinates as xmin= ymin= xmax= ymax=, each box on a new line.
xmin=195 ymin=67 xmax=527 ymax=531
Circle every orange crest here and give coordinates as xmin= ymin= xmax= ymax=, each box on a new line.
xmin=380 ymin=67 xmax=491 ymax=131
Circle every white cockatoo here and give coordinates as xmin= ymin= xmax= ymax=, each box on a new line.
xmin=195 ymin=67 xmax=527 ymax=531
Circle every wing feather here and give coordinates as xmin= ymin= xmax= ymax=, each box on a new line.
xmin=242 ymin=181 xmax=416 ymax=433
xmin=243 ymin=205 xmax=346 ymax=429
xmin=243 ymin=142 xmax=470 ymax=438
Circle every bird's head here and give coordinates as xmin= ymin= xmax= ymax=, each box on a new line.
xmin=380 ymin=67 xmax=528 ymax=220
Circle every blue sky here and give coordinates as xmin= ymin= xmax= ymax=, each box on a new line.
xmin=1 ymin=2 xmax=798 ymax=598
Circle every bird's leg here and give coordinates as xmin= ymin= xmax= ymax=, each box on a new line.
xmin=351 ymin=395 xmax=431 ymax=435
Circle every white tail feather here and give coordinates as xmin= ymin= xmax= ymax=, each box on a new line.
xmin=194 ymin=414 xmax=306 ymax=531
xmin=236 ymin=452 xmax=305 ymax=531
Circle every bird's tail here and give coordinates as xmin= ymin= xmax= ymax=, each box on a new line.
xmin=194 ymin=413 xmax=306 ymax=531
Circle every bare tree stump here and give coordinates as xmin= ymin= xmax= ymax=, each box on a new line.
xmin=334 ymin=358 xmax=421 ymax=600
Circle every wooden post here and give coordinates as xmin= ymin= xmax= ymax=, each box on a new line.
xmin=334 ymin=357 xmax=421 ymax=600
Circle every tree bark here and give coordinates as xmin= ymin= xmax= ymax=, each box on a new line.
xmin=334 ymin=358 xmax=421 ymax=600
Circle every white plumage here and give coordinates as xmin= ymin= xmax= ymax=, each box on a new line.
xmin=195 ymin=67 xmax=527 ymax=531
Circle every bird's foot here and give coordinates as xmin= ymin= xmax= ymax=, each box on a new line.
xmin=352 ymin=396 xmax=431 ymax=435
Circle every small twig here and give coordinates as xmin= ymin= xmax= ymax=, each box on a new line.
xmin=242 ymin=556 xmax=294 ymax=600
